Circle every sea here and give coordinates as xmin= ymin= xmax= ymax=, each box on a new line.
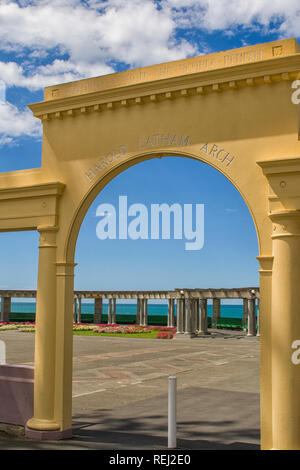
xmin=4 ymin=301 xmax=257 ymax=318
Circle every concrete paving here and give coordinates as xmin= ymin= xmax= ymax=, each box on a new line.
xmin=0 ymin=329 xmax=260 ymax=450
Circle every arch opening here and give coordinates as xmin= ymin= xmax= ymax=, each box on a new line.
xmin=70 ymin=155 xmax=260 ymax=449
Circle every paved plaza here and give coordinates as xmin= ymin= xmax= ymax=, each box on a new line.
xmin=0 ymin=329 xmax=260 ymax=450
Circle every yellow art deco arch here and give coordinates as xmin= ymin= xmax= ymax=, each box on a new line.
xmin=0 ymin=37 xmax=300 ymax=449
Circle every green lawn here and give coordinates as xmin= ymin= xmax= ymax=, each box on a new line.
xmin=73 ymin=330 xmax=161 ymax=338
xmin=0 ymin=324 xmax=175 ymax=339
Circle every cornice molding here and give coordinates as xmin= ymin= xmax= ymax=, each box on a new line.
xmin=0 ymin=182 xmax=65 ymax=200
xmin=28 ymin=54 xmax=300 ymax=121
xmin=257 ymin=156 xmax=300 ymax=175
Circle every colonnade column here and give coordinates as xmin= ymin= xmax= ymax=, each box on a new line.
xmin=0 ymin=296 xmax=11 ymax=322
xmin=184 ymin=298 xmax=196 ymax=338
xmin=243 ymin=298 xmax=248 ymax=331
xmin=167 ymin=298 xmax=171 ymax=327
xmin=256 ymin=299 xmax=260 ymax=337
xmin=136 ymin=298 xmax=141 ymax=325
xmin=139 ymin=299 xmax=143 ymax=325
xmin=198 ymin=299 xmax=208 ymax=335
xmin=26 ymin=226 xmax=60 ymax=434
xmin=247 ymin=297 xmax=256 ymax=336
xmin=168 ymin=298 xmax=175 ymax=327
xmin=212 ymin=298 xmax=220 ymax=326
xmin=176 ymin=298 xmax=185 ymax=335
xmin=194 ymin=299 xmax=199 ymax=331
xmin=270 ymin=210 xmax=300 ymax=450
xmin=77 ymin=296 xmax=82 ymax=323
xmin=112 ymin=298 xmax=117 ymax=324
xmin=108 ymin=298 xmax=113 ymax=324
xmin=142 ymin=298 xmax=148 ymax=326
xmin=73 ymin=297 xmax=77 ymax=323
xmin=94 ymin=297 xmax=103 ymax=324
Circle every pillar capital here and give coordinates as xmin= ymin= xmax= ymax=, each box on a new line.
xmin=37 ymin=225 xmax=58 ymax=248
xmin=257 ymin=157 xmax=300 ymax=214
xmin=269 ymin=209 xmax=300 ymax=239
xmin=257 ymin=255 xmax=273 ymax=274
xmin=37 ymin=225 xmax=59 ymax=233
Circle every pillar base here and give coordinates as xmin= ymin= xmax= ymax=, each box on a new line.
xmin=175 ymin=332 xmax=196 ymax=339
xmin=25 ymin=426 xmax=72 ymax=440
xmin=184 ymin=332 xmax=196 ymax=338
xmin=26 ymin=417 xmax=60 ymax=431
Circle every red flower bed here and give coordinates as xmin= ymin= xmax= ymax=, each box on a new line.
xmin=147 ymin=326 xmax=177 ymax=338
xmin=157 ymin=332 xmax=174 ymax=339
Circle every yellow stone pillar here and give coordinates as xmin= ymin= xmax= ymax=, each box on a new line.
xmin=26 ymin=226 xmax=59 ymax=432
xmin=270 ymin=210 xmax=300 ymax=450
xmin=54 ymin=261 xmax=76 ymax=433
xmin=257 ymin=255 xmax=273 ymax=450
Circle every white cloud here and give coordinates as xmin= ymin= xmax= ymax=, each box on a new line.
xmin=0 ymin=0 xmax=299 ymax=147
xmin=0 ymin=60 xmax=114 ymax=91
xmin=0 ymin=0 xmax=197 ymax=91
xmin=0 ymin=101 xmax=42 ymax=148
xmin=163 ymin=0 xmax=300 ymax=33
xmin=0 ymin=136 xmax=13 ymax=147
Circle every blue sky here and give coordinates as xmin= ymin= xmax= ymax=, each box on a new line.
xmin=0 ymin=0 xmax=299 ymax=292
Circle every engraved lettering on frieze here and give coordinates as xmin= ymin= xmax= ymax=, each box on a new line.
xmin=224 ymin=49 xmax=262 ymax=66
xmin=138 ymin=133 xmax=190 ymax=150
xmin=52 ymin=45 xmax=268 ymax=100
xmin=85 ymin=145 xmax=127 ymax=182
xmin=84 ymin=133 xmax=191 ymax=182
xmin=200 ymin=142 xmax=235 ymax=167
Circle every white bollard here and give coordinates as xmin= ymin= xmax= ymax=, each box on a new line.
xmin=168 ymin=376 xmax=177 ymax=449
xmin=0 ymin=340 xmax=6 ymax=364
